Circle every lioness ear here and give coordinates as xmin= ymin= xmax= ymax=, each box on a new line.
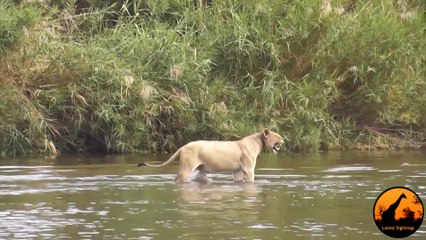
xmin=263 ymin=128 xmax=270 ymax=138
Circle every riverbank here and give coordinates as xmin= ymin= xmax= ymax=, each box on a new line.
xmin=0 ymin=0 xmax=425 ymax=156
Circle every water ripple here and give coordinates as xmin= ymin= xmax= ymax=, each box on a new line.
xmin=0 ymin=155 xmax=425 ymax=240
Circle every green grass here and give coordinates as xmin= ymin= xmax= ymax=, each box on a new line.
xmin=0 ymin=0 xmax=425 ymax=156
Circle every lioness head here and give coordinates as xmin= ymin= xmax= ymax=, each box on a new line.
xmin=262 ymin=128 xmax=284 ymax=153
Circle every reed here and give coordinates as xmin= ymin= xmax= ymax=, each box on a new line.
xmin=0 ymin=0 xmax=424 ymax=156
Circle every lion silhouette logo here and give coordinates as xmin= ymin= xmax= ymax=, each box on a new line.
xmin=373 ymin=186 xmax=423 ymax=238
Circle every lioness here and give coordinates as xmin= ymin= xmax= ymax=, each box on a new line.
xmin=137 ymin=128 xmax=284 ymax=184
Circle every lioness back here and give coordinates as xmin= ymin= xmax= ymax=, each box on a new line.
xmin=181 ymin=140 xmax=243 ymax=171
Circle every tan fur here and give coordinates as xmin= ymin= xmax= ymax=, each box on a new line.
xmin=138 ymin=128 xmax=284 ymax=184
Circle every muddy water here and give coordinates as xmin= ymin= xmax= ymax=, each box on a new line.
xmin=0 ymin=151 xmax=425 ymax=239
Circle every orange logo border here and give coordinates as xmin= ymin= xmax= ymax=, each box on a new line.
xmin=373 ymin=186 xmax=424 ymax=238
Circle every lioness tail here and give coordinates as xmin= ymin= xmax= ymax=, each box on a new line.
xmin=136 ymin=149 xmax=181 ymax=168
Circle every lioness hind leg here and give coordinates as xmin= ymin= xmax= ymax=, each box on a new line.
xmin=194 ymin=170 xmax=209 ymax=184
xmin=174 ymin=168 xmax=194 ymax=184
xmin=175 ymin=173 xmax=190 ymax=184
xmin=174 ymin=153 xmax=201 ymax=184
xmin=174 ymin=167 xmax=195 ymax=184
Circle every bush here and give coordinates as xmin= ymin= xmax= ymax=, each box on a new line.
xmin=0 ymin=0 xmax=424 ymax=155
xmin=0 ymin=2 xmax=39 ymax=55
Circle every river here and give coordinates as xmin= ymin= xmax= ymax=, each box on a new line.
xmin=0 ymin=151 xmax=425 ymax=239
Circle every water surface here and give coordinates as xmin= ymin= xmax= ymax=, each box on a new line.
xmin=0 ymin=151 xmax=425 ymax=239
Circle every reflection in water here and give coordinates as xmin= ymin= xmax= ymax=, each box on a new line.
xmin=178 ymin=183 xmax=261 ymax=222
xmin=175 ymin=182 xmax=264 ymax=238
xmin=179 ymin=182 xmax=260 ymax=202
xmin=0 ymin=151 xmax=425 ymax=239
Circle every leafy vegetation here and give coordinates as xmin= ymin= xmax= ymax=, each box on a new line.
xmin=0 ymin=0 xmax=425 ymax=156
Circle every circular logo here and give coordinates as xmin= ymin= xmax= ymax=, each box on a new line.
xmin=373 ymin=186 xmax=424 ymax=238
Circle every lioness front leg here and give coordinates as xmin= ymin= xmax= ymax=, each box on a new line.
xmin=243 ymin=168 xmax=255 ymax=183
xmin=246 ymin=170 xmax=254 ymax=182
xmin=233 ymin=170 xmax=244 ymax=182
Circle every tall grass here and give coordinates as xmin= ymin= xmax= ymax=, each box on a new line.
xmin=0 ymin=0 xmax=424 ymax=156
